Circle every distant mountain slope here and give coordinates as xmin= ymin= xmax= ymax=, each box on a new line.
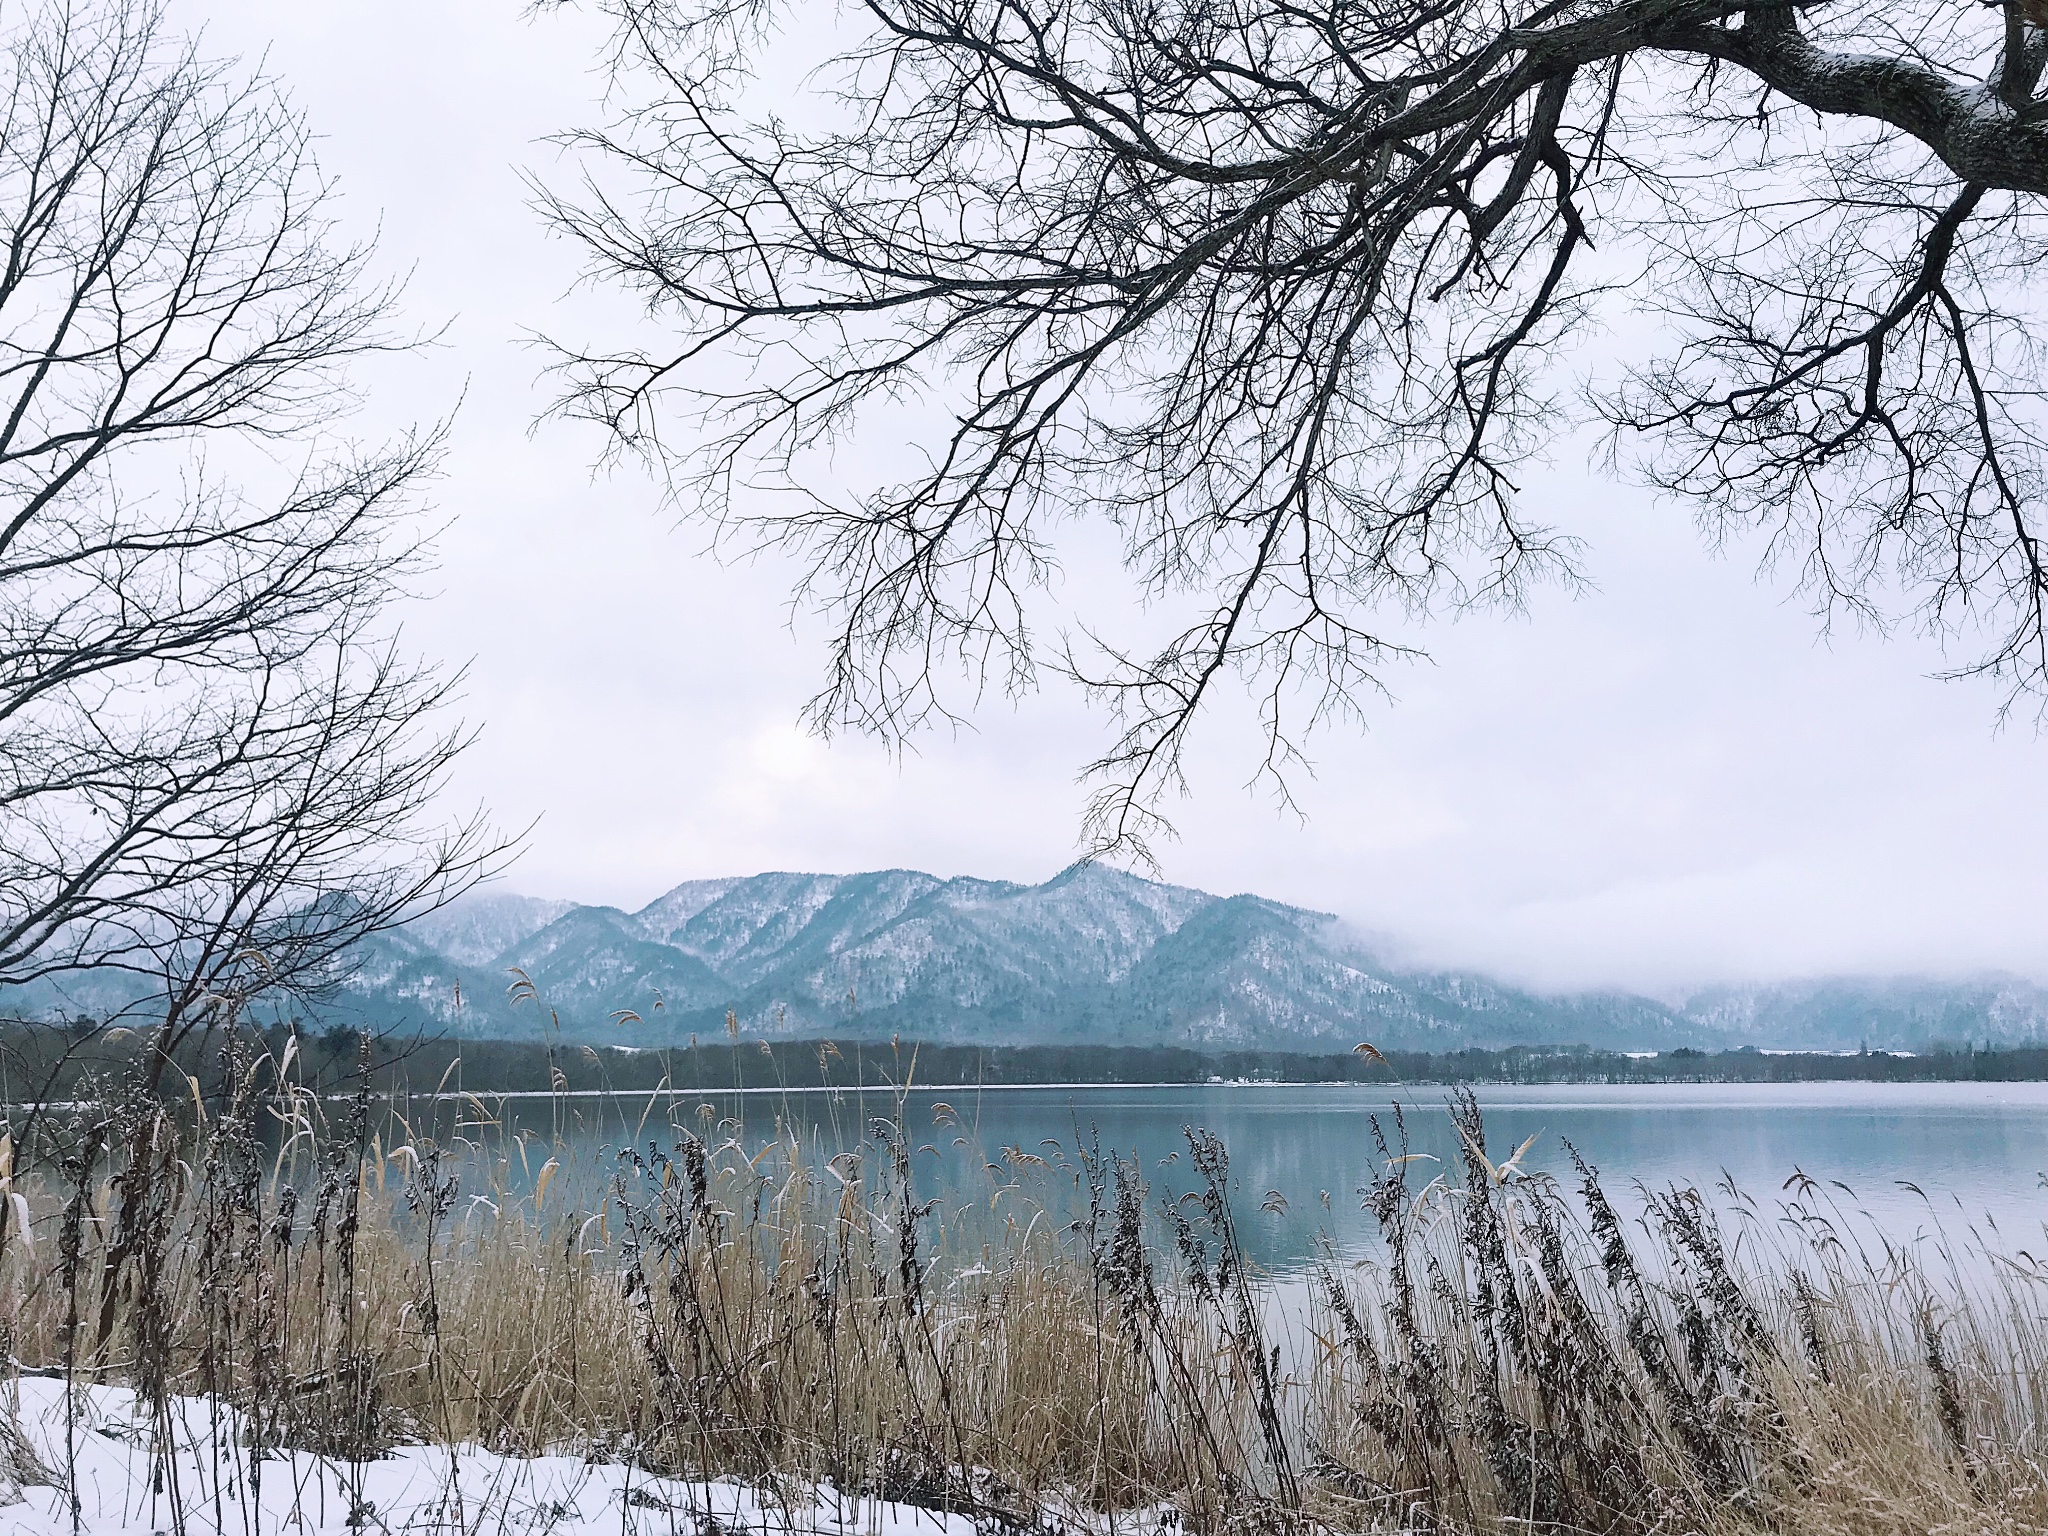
xmin=503 ymin=907 xmax=730 ymax=1017
xmin=320 ymin=865 xmax=1739 ymax=1052
xmin=406 ymin=893 xmax=574 ymax=967
xmin=1678 ymin=976 xmax=2048 ymax=1052
xmin=16 ymin=866 xmax=2041 ymax=1055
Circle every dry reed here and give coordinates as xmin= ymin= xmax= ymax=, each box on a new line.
xmin=0 ymin=1044 xmax=2041 ymax=1534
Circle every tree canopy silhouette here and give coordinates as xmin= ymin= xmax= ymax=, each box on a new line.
xmin=543 ymin=0 xmax=2048 ymax=858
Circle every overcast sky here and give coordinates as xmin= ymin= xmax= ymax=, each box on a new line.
xmin=169 ymin=0 xmax=2048 ymax=996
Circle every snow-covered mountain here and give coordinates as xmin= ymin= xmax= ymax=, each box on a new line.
xmin=328 ymin=865 xmax=1743 ymax=1052
xmin=13 ymin=865 xmax=2047 ymax=1054
xmin=407 ymin=893 xmax=576 ymax=967
xmin=1676 ymin=975 xmax=2048 ymax=1052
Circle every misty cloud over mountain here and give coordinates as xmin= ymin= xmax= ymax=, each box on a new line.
xmin=318 ymin=866 xmax=2048 ymax=1054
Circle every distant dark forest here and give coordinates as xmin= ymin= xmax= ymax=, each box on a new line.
xmin=6 ymin=1022 xmax=2045 ymax=1109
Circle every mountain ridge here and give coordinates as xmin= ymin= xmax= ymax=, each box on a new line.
xmin=11 ymin=864 xmax=2044 ymax=1052
xmin=316 ymin=865 xmax=2048 ymax=1054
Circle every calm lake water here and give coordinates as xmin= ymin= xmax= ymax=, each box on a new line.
xmin=433 ymin=1080 xmax=2048 ymax=1274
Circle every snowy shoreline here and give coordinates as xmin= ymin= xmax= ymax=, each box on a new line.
xmin=0 ymin=1380 xmax=1070 ymax=1536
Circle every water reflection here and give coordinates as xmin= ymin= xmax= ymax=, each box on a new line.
xmin=408 ymin=1081 xmax=2048 ymax=1273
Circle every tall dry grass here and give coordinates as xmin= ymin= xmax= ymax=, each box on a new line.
xmin=0 ymin=1038 xmax=2042 ymax=1534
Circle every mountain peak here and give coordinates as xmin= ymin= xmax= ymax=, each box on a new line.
xmin=407 ymin=890 xmax=576 ymax=968
xmin=304 ymin=866 xmax=2048 ymax=1055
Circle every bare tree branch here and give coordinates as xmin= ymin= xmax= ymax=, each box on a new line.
xmin=540 ymin=0 xmax=2048 ymax=860
xmin=0 ymin=0 xmax=513 ymax=1056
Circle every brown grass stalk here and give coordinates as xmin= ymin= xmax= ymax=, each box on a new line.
xmin=0 ymin=1040 xmax=2042 ymax=1535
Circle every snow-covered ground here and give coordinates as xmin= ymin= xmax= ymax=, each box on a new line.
xmin=0 ymin=1379 xmax=1002 ymax=1536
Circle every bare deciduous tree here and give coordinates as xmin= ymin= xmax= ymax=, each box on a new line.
xmin=0 ymin=0 xmax=506 ymax=1058
xmin=541 ymin=0 xmax=2048 ymax=858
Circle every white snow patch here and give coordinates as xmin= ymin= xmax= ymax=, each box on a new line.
xmin=0 ymin=1379 xmax=1030 ymax=1536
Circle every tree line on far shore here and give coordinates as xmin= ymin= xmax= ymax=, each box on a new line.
xmin=5 ymin=1020 xmax=2043 ymax=1113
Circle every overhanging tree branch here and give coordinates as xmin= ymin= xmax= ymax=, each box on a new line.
xmin=541 ymin=0 xmax=2048 ymax=859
